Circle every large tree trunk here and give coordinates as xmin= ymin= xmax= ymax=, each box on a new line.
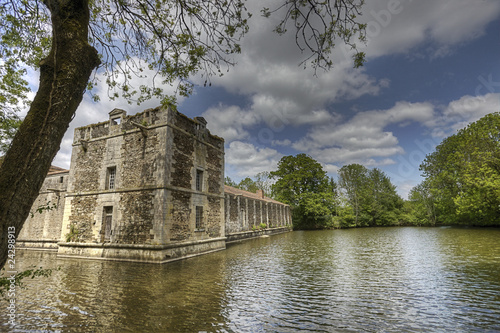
xmin=0 ymin=0 xmax=100 ymax=269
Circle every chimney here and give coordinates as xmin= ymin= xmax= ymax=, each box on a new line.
xmin=257 ymin=189 xmax=264 ymax=199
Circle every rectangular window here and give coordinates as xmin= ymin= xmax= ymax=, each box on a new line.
xmin=106 ymin=167 xmax=116 ymax=190
xmin=195 ymin=206 xmax=203 ymax=230
xmin=196 ymin=170 xmax=203 ymax=191
xmin=102 ymin=206 xmax=113 ymax=242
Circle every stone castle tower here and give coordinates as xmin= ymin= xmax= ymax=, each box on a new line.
xmin=18 ymin=106 xmax=291 ymax=263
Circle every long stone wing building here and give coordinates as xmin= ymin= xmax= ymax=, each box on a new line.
xmin=17 ymin=106 xmax=291 ymax=263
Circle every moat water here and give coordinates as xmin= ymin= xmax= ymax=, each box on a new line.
xmin=2 ymin=227 xmax=500 ymax=332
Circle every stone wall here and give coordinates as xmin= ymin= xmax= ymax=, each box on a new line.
xmin=66 ymin=195 xmax=98 ymax=242
xmin=207 ymin=145 xmax=223 ymax=194
xmin=224 ymin=186 xmax=292 ymax=240
xmin=18 ymin=171 xmax=68 ymax=249
xmin=121 ymin=131 xmax=159 ymax=188
xmin=170 ymin=125 xmax=194 ymax=188
xmin=72 ymin=140 xmax=105 ymax=193
xmin=207 ymin=196 xmax=223 ymax=237
xmin=116 ymin=191 xmax=155 ymax=244
xmin=225 ymin=194 xmax=240 ymax=234
xmin=57 ymin=106 xmax=226 ymax=262
xmin=61 ymin=108 xmax=169 ymax=247
xmin=169 ymin=190 xmax=192 ymax=241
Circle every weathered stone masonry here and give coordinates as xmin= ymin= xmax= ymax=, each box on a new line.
xmin=17 ymin=166 xmax=69 ymax=250
xmin=20 ymin=106 xmax=291 ymax=263
xmin=224 ymin=187 xmax=291 ymax=243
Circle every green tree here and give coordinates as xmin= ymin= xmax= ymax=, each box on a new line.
xmin=0 ymin=61 xmax=27 ymax=154
xmin=237 ymin=177 xmax=259 ymax=193
xmin=407 ymin=180 xmax=437 ymax=226
xmin=338 ymin=164 xmax=370 ymax=226
xmin=254 ymin=171 xmax=273 ymax=198
xmin=224 ymin=176 xmax=237 ymax=187
xmin=419 ymin=112 xmax=500 ymax=226
xmin=452 ymin=113 xmax=500 ymax=225
xmin=329 ymin=177 xmax=340 ymax=216
xmin=337 ymin=164 xmax=402 ymax=227
xmin=419 ymin=134 xmax=463 ymax=225
xmin=367 ymin=168 xmax=403 ymax=226
xmin=271 ymin=154 xmax=334 ymax=229
xmin=271 ymin=154 xmax=327 ymax=205
xmin=0 ymin=0 xmax=367 ymax=269
xmin=0 ymin=113 xmax=21 ymax=154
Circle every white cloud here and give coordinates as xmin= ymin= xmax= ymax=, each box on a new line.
xmin=196 ymin=51 xmax=386 ymax=150
xmin=210 ymin=58 xmax=384 ymax=130
xmin=432 ymin=93 xmax=500 ymax=137
xmin=192 ymin=0 xmax=500 ymax=163
xmin=292 ymin=101 xmax=435 ymax=166
xmin=358 ymin=0 xmax=500 ymax=59
xmin=195 ymin=0 xmax=390 ymax=134
xmin=203 ymin=105 xmax=260 ymax=142
xmin=396 ymin=179 xmax=419 ymax=200
xmin=444 ymin=93 xmax=499 ymax=119
xmin=370 ymin=158 xmax=397 ymax=166
xmin=225 ymin=141 xmax=282 ymax=178
xmin=289 ymin=92 xmax=498 ymax=178
xmin=308 ymin=146 xmax=405 ymax=165
xmin=427 ymin=0 xmax=499 ymax=45
xmin=323 ymin=163 xmax=340 ymax=175
xmin=52 ymin=138 xmax=73 ymax=169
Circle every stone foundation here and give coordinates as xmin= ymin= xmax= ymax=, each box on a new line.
xmin=57 ymin=237 xmax=226 ymax=264
xmin=16 ymin=240 xmax=59 ymax=251
xmin=226 ymin=227 xmax=290 ymax=244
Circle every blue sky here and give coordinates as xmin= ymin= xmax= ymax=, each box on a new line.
xmin=46 ymin=0 xmax=500 ymax=198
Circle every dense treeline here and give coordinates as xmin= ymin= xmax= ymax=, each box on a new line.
xmin=268 ymin=154 xmax=403 ymax=229
xmin=337 ymin=164 xmax=403 ymax=228
xmin=406 ymin=112 xmax=500 ymax=226
xmin=270 ymin=154 xmax=336 ymax=229
xmin=225 ymin=113 xmax=499 ymax=230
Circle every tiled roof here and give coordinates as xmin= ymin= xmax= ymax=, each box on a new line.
xmin=224 ymin=185 xmax=288 ymax=205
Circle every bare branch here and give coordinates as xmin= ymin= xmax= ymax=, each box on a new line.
xmin=263 ymin=0 xmax=366 ymax=73
xmin=87 ymin=0 xmax=250 ymax=103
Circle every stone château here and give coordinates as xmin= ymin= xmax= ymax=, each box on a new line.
xmin=17 ymin=106 xmax=291 ymax=263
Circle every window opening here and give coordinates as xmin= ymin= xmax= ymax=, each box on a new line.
xmin=106 ymin=167 xmax=116 ymax=190
xmin=102 ymin=206 xmax=113 ymax=242
xmin=196 ymin=169 xmax=203 ymax=191
xmin=195 ymin=206 xmax=203 ymax=230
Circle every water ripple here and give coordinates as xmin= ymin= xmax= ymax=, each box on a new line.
xmin=1 ymin=228 xmax=499 ymax=332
